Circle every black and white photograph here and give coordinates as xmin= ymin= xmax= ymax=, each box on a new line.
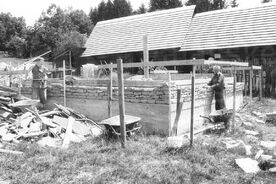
xmin=0 ymin=0 xmax=276 ymax=183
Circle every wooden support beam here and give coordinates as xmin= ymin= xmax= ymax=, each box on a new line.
xmin=63 ymin=60 xmax=66 ymax=107
xmin=250 ymin=66 xmax=253 ymax=100
xmin=117 ymin=58 xmax=126 ymax=148
xmin=259 ymin=65 xmax=263 ymax=101
xmin=232 ymin=66 xmax=237 ymax=132
xmin=143 ymin=35 xmax=149 ymax=79
xmin=108 ymin=64 xmax=113 ymax=118
xmin=168 ymin=72 xmax=172 ymax=136
xmin=172 ymin=89 xmax=183 ymax=136
xmin=190 ymin=66 xmax=195 ymax=146
xmin=62 ymin=116 xmax=75 ymax=149
xmin=243 ymin=70 xmax=246 ymax=96
xmin=97 ymin=59 xmax=248 ymax=69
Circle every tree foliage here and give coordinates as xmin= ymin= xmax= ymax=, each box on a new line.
xmin=230 ymin=0 xmax=239 ymax=8
xmin=149 ymin=0 xmax=183 ymax=12
xmin=185 ymin=0 xmax=228 ymax=13
xmin=262 ymin=0 xmax=272 ymax=3
xmin=133 ymin=3 xmax=148 ymax=15
xmin=89 ymin=0 xmax=132 ymax=25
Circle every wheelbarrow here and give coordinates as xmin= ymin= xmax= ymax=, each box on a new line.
xmin=200 ymin=109 xmax=233 ymax=130
xmin=99 ymin=115 xmax=142 ymax=137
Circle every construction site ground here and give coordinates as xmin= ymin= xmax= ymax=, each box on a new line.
xmin=1 ymin=97 xmax=276 ymax=184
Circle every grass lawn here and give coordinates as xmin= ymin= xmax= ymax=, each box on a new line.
xmin=1 ymin=98 xmax=276 ymax=184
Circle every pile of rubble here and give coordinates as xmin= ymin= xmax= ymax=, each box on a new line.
xmin=0 ymin=86 xmax=103 ymax=152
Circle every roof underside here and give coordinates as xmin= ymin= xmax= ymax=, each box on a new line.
xmin=180 ymin=3 xmax=276 ymax=51
xmin=82 ymin=6 xmax=195 ymax=57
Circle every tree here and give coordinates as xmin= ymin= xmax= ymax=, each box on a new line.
xmin=262 ymin=0 xmax=272 ymax=3
xmin=133 ymin=3 xmax=148 ymax=15
xmin=89 ymin=0 xmax=133 ymax=25
xmin=149 ymin=0 xmax=182 ymax=12
xmin=6 ymin=36 xmax=26 ymax=57
xmin=185 ymin=0 xmax=228 ymax=14
xmin=230 ymin=0 xmax=239 ymax=7
xmin=69 ymin=9 xmax=93 ymax=34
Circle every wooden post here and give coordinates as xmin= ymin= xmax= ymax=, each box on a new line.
xmin=250 ymin=66 xmax=253 ymax=99
xmin=168 ymin=72 xmax=172 ymax=136
xmin=232 ymin=66 xmax=237 ymax=132
xmin=117 ymin=58 xmax=126 ymax=148
xmin=143 ymin=35 xmax=149 ymax=79
xmin=172 ymin=89 xmax=182 ymax=136
xmin=190 ymin=66 xmax=195 ymax=146
xmin=69 ymin=50 xmax=72 ymax=76
xmin=108 ymin=64 xmax=113 ymax=118
xmin=63 ymin=60 xmax=66 ymax=107
xmin=24 ymin=65 xmax=28 ymax=80
xmin=259 ymin=66 xmax=263 ymax=100
xmin=243 ymin=70 xmax=246 ymax=96
xmin=18 ymin=78 xmax=22 ymax=97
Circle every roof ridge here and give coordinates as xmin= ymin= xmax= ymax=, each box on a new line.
xmin=96 ymin=5 xmax=195 ymax=26
xmin=194 ymin=2 xmax=276 ymax=17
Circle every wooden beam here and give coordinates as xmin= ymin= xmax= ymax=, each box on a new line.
xmin=0 ymin=70 xmax=26 ymax=75
xmin=63 ymin=60 xmax=66 ymax=107
xmin=243 ymin=70 xmax=246 ymax=96
xmin=168 ymin=72 xmax=172 ymax=136
xmin=143 ymin=35 xmax=149 ymax=79
xmin=172 ymin=89 xmax=183 ymax=136
xmin=259 ymin=65 xmax=263 ymax=101
xmin=250 ymin=66 xmax=253 ymax=100
xmin=62 ymin=117 xmax=75 ymax=149
xmin=190 ymin=66 xmax=195 ymax=146
xmin=232 ymin=66 xmax=237 ymax=132
xmin=108 ymin=64 xmax=113 ymax=118
xmin=97 ymin=59 xmax=249 ymax=69
xmin=223 ymin=66 xmax=262 ymax=71
xmin=117 ymin=58 xmax=126 ymax=148
xmin=0 ymin=148 xmax=23 ymax=155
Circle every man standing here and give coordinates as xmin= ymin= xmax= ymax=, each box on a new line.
xmin=32 ymin=58 xmax=48 ymax=107
xmin=208 ymin=65 xmax=226 ymax=110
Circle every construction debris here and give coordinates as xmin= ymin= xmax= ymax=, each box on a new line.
xmin=0 ymin=86 xmax=103 ymax=150
xmin=235 ymin=158 xmax=260 ymax=174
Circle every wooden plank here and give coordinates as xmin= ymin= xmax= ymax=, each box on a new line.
xmin=0 ymin=70 xmax=26 ymax=75
xmin=224 ymin=66 xmax=262 ymax=70
xmin=0 ymin=148 xmax=23 ymax=155
xmin=250 ymin=66 xmax=253 ymax=99
xmin=63 ymin=60 xmax=66 ymax=107
xmin=260 ymin=65 xmax=263 ymax=100
xmin=168 ymin=72 xmax=172 ymax=136
xmin=172 ymin=89 xmax=182 ymax=136
xmin=97 ymin=59 xmax=248 ymax=69
xmin=232 ymin=66 xmax=237 ymax=132
xmin=99 ymin=115 xmax=141 ymax=126
xmin=117 ymin=58 xmax=126 ymax=148
xmin=143 ymin=35 xmax=149 ymax=79
xmin=190 ymin=66 xmax=195 ymax=146
xmin=62 ymin=116 xmax=75 ymax=149
xmin=108 ymin=65 xmax=113 ymax=118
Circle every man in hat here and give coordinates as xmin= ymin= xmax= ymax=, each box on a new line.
xmin=32 ymin=58 xmax=48 ymax=107
xmin=208 ymin=65 xmax=226 ymax=110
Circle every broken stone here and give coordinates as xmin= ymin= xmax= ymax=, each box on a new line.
xmin=2 ymin=133 xmax=17 ymax=142
xmin=260 ymin=141 xmax=276 ymax=150
xmin=235 ymin=158 xmax=260 ymax=173
xmin=243 ymin=121 xmax=254 ymax=128
xmin=244 ymin=144 xmax=252 ymax=156
xmin=260 ymin=154 xmax=273 ymax=161
xmin=243 ymin=130 xmax=259 ymax=136
xmin=40 ymin=117 xmax=57 ymax=128
xmin=244 ymin=135 xmax=259 ymax=144
xmin=255 ymin=150 xmax=264 ymax=160
xmin=256 ymin=119 xmax=265 ymax=124
xmin=0 ymin=126 xmax=7 ymax=137
xmin=269 ymin=167 xmax=276 ymax=172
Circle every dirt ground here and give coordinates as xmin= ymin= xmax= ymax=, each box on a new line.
xmin=0 ymin=97 xmax=276 ymax=184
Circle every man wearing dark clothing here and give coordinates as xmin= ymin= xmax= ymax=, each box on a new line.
xmin=208 ymin=65 xmax=226 ymax=110
xmin=32 ymin=59 xmax=48 ymax=105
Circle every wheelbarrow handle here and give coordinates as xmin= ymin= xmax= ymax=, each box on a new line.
xmin=200 ymin=115 xmax=214 ymax=123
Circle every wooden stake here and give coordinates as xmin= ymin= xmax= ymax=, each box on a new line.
xmin=108 ymin=64 xmax=113 ymax=118
xmin=62 ymin=117 xmax=75 ymax=149
xmin=172 ymin=89 xmax=182 ymax=136
xmin=243 ymin=70 xmax=246 ymax=96
xmin=63 ymin=60 xmax=66 ymax=107
xmin=117 ymin=58 xmax=126 ymax=148
xmin=259 ymin=66 xmax=263 ymax=101
xmin=250 ymin=66 xmax=253 ymax=99
xmin=69 ymin=50 xmax=72 ymax=76
xmin=143 ymin=35 xmax=149 ymax=79
xmin=168 ymin=72 xmax=172 ymax=136
xmin=190 ymin=66 xmax=195 ymax=146
xmin=232 ymin=66 xmax=237 ymax=132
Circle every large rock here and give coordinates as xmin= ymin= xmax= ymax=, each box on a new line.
xmin=235 ymin=158 xmax=260 ymax=173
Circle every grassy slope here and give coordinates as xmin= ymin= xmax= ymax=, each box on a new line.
xmin=1 ymin=99 xmax=276 ymax=184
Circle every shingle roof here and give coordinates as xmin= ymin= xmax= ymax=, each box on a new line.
xmin=180 ymin=3 xmax=276 ymax=51
xmin=82 ymin=6 xmax=195 ymax=57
